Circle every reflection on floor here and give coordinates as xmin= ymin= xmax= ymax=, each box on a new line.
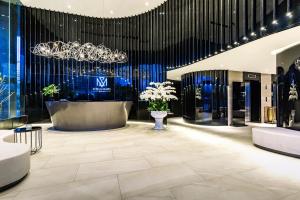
xmin=0 ymin=118 xmax=300 ymax=200
xmin=184 ymin=119 xmax=228 ymax=126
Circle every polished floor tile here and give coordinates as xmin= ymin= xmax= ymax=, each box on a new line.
xmin=13 ymin=176 xmax=121 ymax=200
xmin=118 ymin=164 xmax=201 ymax=198
xmin=44 ymin=150 xmax=113 ymax=168
xmin=1 ymin=118 xmax=300 ymax=200
xmin=76 ymin=158 xmax=151 ymax=181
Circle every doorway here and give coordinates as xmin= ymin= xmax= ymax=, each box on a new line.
xmin=232 ymin=82 xmax=246 ymax=126
xmin=245 ymin=80 xmax=261 ymax=122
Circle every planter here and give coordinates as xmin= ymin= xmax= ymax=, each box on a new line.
xmin=150 ymin=111 xmax=168 ymax=130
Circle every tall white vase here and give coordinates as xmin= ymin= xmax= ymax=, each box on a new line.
xmin=150 ymin=111 xmax=168 ymax=130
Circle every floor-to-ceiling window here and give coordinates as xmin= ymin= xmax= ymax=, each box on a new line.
xmin=0 ymin=0 xmax=24 ymax=121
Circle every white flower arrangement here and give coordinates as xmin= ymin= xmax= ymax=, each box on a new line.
xmin=288 ymin=82 xmax=298 ymax=127
xmin=289 ymin=82 xmax=298 ymax=101
xmin=140 ymin=81 xmax=178 ymax=111
xmin=195 ymin=87 xmax=202 ymax=100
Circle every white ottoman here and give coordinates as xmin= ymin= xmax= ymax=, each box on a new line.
xmin=252 ymin=127 xmax=300 ymax=157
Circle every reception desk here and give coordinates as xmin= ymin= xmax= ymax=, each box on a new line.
xmin=46 ymin=101 xmax=132 ymax=131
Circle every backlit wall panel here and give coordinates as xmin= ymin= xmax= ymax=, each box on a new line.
xmin=21 ymin=7 xmax=166 ymax=122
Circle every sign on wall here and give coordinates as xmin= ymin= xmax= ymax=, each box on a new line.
xmin=243 ymin=72 xmax=261 ymax=81
xmin=92 ymin=76 xmax=112 ymax=93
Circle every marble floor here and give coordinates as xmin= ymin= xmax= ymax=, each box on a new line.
xmin=1 ymin=118 xmax=300 ymax=200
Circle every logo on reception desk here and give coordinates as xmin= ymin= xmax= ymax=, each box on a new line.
xmin=96 ymin=77 xmax=108 ymax=88
xmin=93 ymin=76 xmax=111 ymax=93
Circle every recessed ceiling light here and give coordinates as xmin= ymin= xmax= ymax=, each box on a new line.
xmin=242 ymin=36 xmax=248 ymax=41
xmin=260 ymin=26 xmax=267 ymax=31
xmin=67 ymin=5 xmax=71 ymax=9
xmin=272 ymin=20 xmax=278 ymax=25
xmin=145 ymin=1 xmax=150 ymax=6
xmin=286 ymin=12 xmax=293 ymax=18
xmin=109 ymin=10 xmax=114 ymax=15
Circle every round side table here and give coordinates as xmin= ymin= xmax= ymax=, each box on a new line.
xmin=14 ymin=126 xmax=42 ymax=154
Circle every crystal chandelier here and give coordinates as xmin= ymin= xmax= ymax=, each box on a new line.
xmin=32 ymin=1 xmax=128 ymax=63
xmin=31 ymin=41 xmax=127 ymax=63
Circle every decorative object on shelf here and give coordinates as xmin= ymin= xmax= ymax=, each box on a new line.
xmin=42 ymin=84 xmax=60 ymax=99
xmin=288 ymin=81 xmax=298 ymax=127
xmin=264 ymin=106 xmax=276 ymax=124
xmin=31 ymin=41 xmax=127 ymax=63
xmin=289 ymin=82 xmax=298 ymax=101
xmin=295 ymin=58 xmax=300 ymax=71
xmin=140 ymin=81 xmax=178 ymax=130
xmin=0 ymin=73 xmax=14 ymax=111
xmin=195 ymin=87 xmax=202 ymax=100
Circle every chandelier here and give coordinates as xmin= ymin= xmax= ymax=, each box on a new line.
xmin=31 ymin=41 xmax=127 ymax=63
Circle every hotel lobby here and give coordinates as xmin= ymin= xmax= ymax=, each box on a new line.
xmin=1 ymin=0 xmax=300 ymax=199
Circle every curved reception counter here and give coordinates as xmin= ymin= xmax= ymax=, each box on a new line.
xmin=46 ymin=101 xmax=133 ymax=131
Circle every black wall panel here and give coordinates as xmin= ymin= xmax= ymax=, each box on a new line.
xmin=182 ymin=70 xmax=228 ymax=124
xmin=19 ymin=0 xmax=300 ymax=122
xmin=21 ymin=7 xmax=167 ymax=122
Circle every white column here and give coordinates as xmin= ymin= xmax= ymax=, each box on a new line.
xmin=227 ymin=86 xmax=232 ymax=126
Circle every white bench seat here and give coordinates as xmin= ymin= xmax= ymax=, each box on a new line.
xmin=0 ymin=130 xmax=30 ymax=190
xmin=252 ymin=127 xmax=300 ymax=157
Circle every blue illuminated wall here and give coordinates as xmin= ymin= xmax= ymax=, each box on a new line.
xmin=0 ymin=1 xmax=24 ymax=121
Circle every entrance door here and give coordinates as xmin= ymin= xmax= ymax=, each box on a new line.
xmin=245 ymin=80 xmax=261 ymax=122
xmin=232 ymin=82 xmax=246 ymax=126
xmin=250 ymin=81 xmax=261 ymax=122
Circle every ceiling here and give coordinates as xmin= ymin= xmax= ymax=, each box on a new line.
xmin=167 ymin=26 xmax=300 ymax=80
xmin=20 ymin=0 xmax=167 ymax=18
